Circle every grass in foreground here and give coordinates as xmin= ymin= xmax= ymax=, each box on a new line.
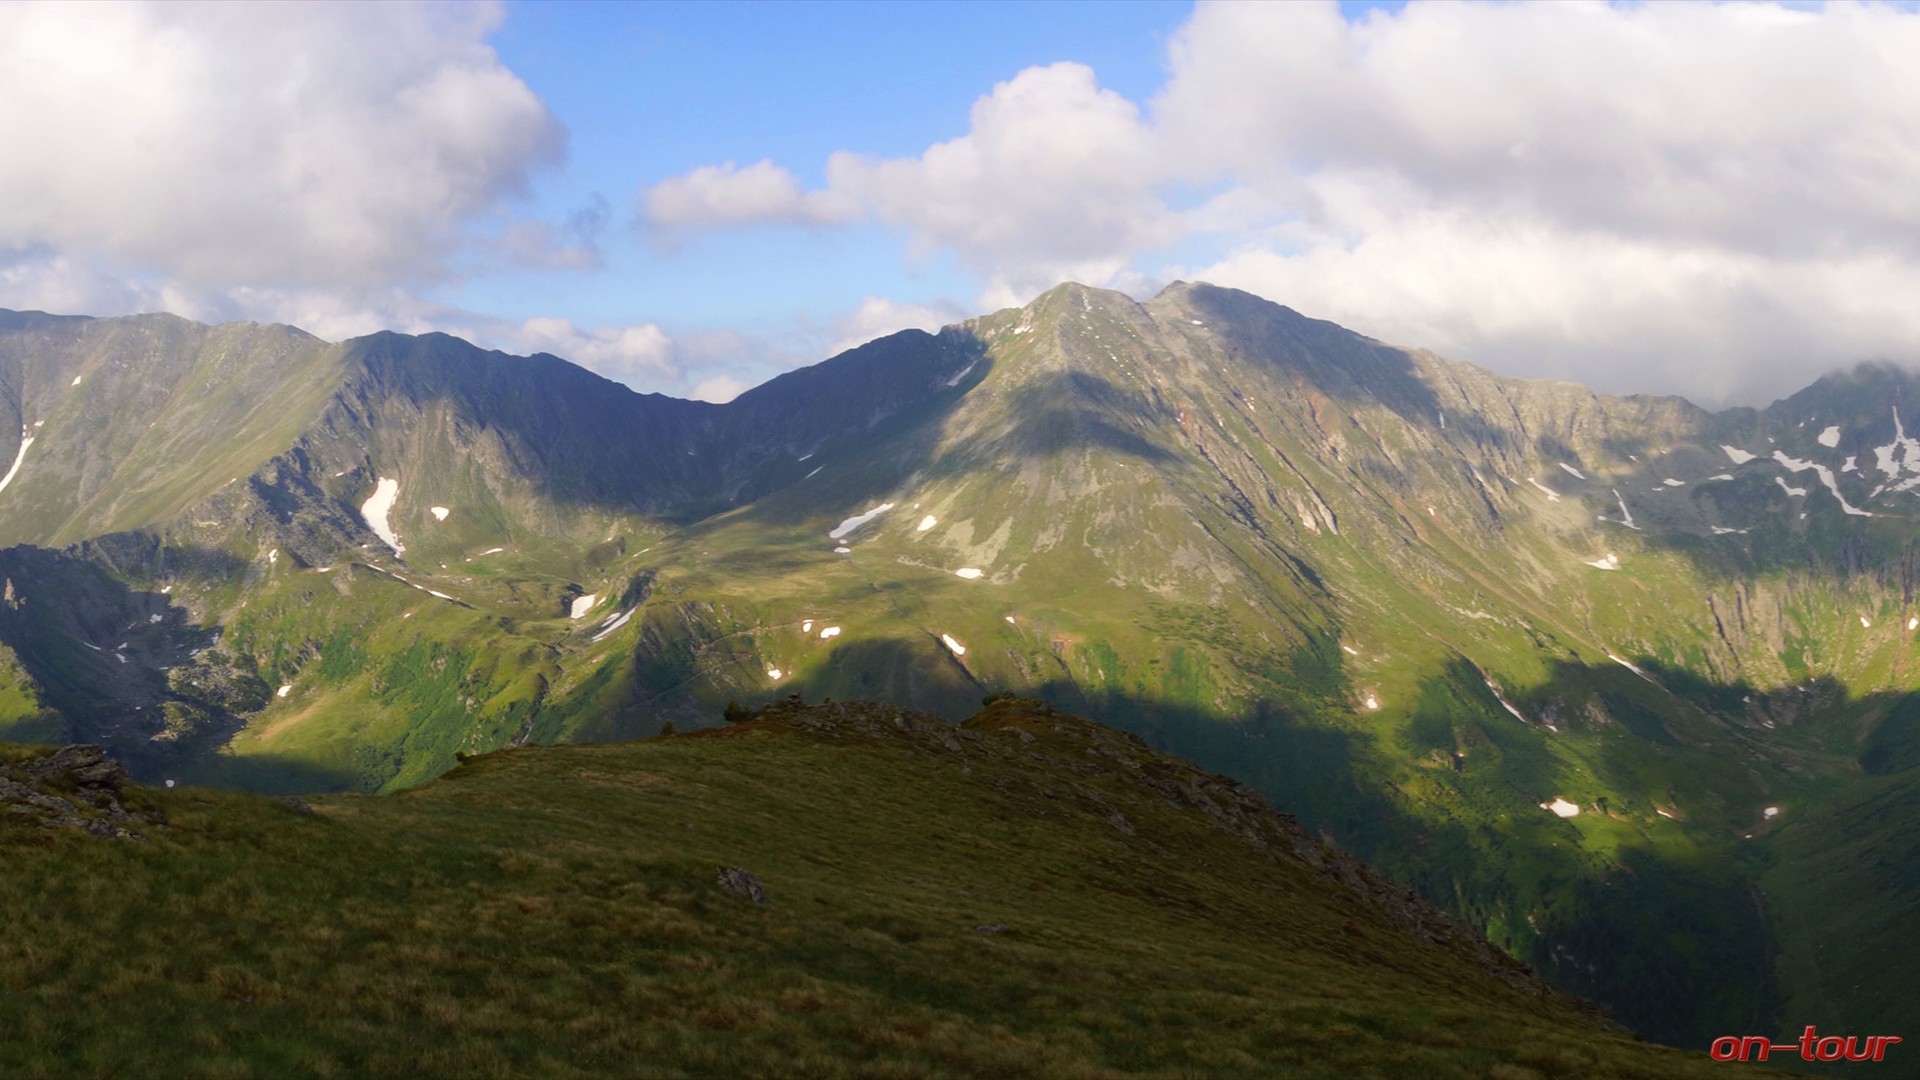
xmin=0 ymin=699 xmax=1786 ymax=1078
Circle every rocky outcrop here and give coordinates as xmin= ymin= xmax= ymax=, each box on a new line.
xmin=0 ymin=744 xmax=163 ymax=840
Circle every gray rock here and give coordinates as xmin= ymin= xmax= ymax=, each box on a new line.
xmin=716 ymin=866 xmax=767 ymax=904
xmin=0 ymin=744 xmax=159 ymax=839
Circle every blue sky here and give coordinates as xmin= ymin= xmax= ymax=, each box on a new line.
xmin=4 ymin=1 xmax=1920 ymax=407
xmin=468 ymin=1 xmax=1194 ymax=337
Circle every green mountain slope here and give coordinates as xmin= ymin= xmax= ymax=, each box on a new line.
xmin=0 ymin=699 xmax=1773 ymax=1079
xmin=0 ymin=284 xmax=1916 ymax=1056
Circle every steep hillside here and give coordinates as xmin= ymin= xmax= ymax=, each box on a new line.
xmin=0 ymin=698 xmax=1769 ymax=1079
xmin=0 ymin=285 xmax=1916 ymax=1054
xmin=550 ymin=283 xmax=1920 ymax=1048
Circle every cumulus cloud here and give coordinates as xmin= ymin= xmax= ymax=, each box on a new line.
xmin=823 ymin=62 xmax=1175 ymax=306
xmin=1161 ymin=0 xmax=1920 ymax=403
xmin=688 ymin=374 xmax=753 ymax=404
xmin=646 ymin=63 xmax=1174 ymax=307
xmin=826 ymin=296 xmax=968 ymax=356
xmin=512 ymin=316 xmax=678 ymax=384
xmin=646 ymin=160 xmax=856 ymax=229
xmin=650 ymin=0 xmax=1920 ymax=405
xmin=0 ymin=1 xmax=561 ymax=291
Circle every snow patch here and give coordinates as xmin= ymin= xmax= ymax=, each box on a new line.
xmin=1872 ymin=405 xmax=1920 ymax=480
xmin=148 ymin=614 xmax=161 ymax=624
xmin=1608 ymin=654 xmax=1659 ymax=686
xmin=819 ymin=626 xmax=841 ymax=640
xmin=1526 ymin=477 xmax=1561 ymax=501
xmin=829 ymin=502 xmax=894 ymax=539
xmin=267 ymin=549 xmax=278 ymax=565
xmin=1655 ymin=808 xmax=1676 ymax=820
xmin=1818 ymin=425 xmax=1842 ymax=447
xmin=1189 ymin=319 xmax=1204 ymax=326
xmin=477 ymin=547 xmax=505 ymax=557
xmin=0 ymin=433 xmax=35 ymax=495
xmin=430 ymin=506 xmax=449 ymax=521
xmin=1773 ymin=450 xmax=1872 ymax=515
xmin=1662 ymin=478 xmax=1685 ymax=487
xmin=1341 ymin=644 xmax=1359 ymax=656
xmin=1557 ymin=463 xmax=1587 ymax=480
xmin=954 ymin=567 xmax=984 ymax=579
xmin=276 ymin=685 xmax=291 ymax=699
xmin=1722 ymin=445 xmax=1757 ymax=464
xmin=1004 ymin=615 xmax=1016 ymax=625
xmin=1711 ymin=526 xmax=1748 ymax=535
xmin=917 ymin=515 xmax=937 ymax=532
xmin=1910 ymin=616 xmax=1918 ymax=631
xmin=1842 ymin=456 xmax=1859 ymax=474
xmin=767 ymin=668 xmax=782 ymax=681
xmin=1483 ymin=679 xmax=1531 ymax=725
xmin=1362 ymin=694 xmax=1380 ymax=711
xmin=1541 ymin=798 xmax=1580 ymax=818
xmin=1774 ymin=476 xmax=1808 ymax=498
xmin=1861 ymin=616 xmax=1873 ymax=629
xmin=589 ymin=609 xmax=635 ymax=643
xmin=802 ymin=620 xmax=813 ymax=633
xmin=570 ymin=594 xmax=598 ymax=619
xmin=360 ymin=477 xmax=404 ymax=555
xmin=1585 ymin=553 xmax=1620 ymax=570
xmin=834 ymin=546 xmax=851 ymax=554
xmin=1763 ymin=806 xmax=1780 ymax=819
xmin=1607 ymin=489 xmax=1639 ymax=530
xmin=939 ymin=633 xmax=966 ymax=657
xmin=70 ymin=375 xmax=81 ymax=387
xmin=943 ymin=360 xmax=977 ymax=388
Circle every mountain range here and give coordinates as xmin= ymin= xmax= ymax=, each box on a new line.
xmin=0 ymin=282 xmax=1915 ymax=1058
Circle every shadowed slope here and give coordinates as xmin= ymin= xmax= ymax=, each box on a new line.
xmin=0 ymin=698 xmax=1783 ymax=1078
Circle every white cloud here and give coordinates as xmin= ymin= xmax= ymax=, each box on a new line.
xmin=513 ymin=316 xmax=678 ymax=384
xmin=646 ymin=160 xmax=855 ymax=229
xmin=688 ymin=374 xmax=753 ymax=404
xmin=825 ymin=62 xmax=1173 ymax=306
xmin=1154 ymin=0 xmax=1920 ymax=405
xmin=649 ymin=1 xmax=1920 ymax=405
xmin=826 ymin=296 xmax=968 ymax=356
xmin=0 ymin=1 xmax=560 ymax=291
xmin=647 ymin=62 xmax=1172 ymax=309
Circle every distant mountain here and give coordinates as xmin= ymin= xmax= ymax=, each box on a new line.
xmin=0 ymin=283 xmax=1917 ymax=1055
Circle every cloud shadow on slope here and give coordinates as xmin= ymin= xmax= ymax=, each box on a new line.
xmin=1174 ymin=283 xmax=1444 ymax=428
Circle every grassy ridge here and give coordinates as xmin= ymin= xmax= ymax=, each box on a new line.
xmin=0 ymin=700 xmax=1779 ymax=1079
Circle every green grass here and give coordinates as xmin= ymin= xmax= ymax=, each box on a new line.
xmin=0 ymin=700 xmax=1783 ymax=1079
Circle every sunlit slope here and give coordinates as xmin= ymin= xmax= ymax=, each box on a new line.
xmin=0 ymin=308 xmax=997 ymax=792
xmin=0 ymin=310 xmax=343 ymax=546
xmin=0 ymin=699 xmax=1769 ymax=1079
xmin=573 ymin=283 xmax=1920 ymax=1047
